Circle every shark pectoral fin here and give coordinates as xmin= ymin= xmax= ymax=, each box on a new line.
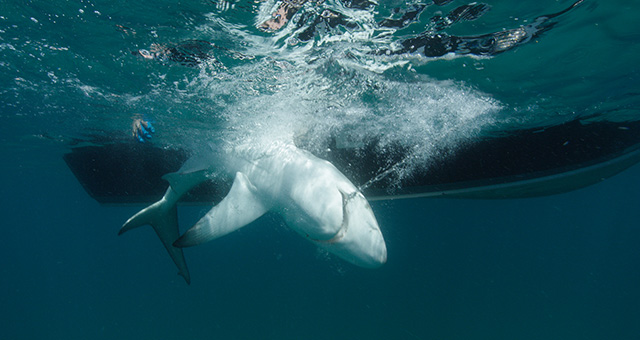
xmin=119 ymin=189 xmax=191 ymax=285
xmin=174 ymin=172 xmax=270 ymax=248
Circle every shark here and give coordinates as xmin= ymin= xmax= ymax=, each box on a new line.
xmin=118 ymin=142 xmax=387 ymax=284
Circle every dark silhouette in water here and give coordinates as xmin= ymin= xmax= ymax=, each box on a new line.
xmin=133 ymin=40 xmax=227 ymax=67
xmin=132 ymin=1 xmax=584 ymax=65
xmin=64 ymin=119 xmax=640 ymax=203
xmin=257 ymin=0 xmax=583 ymax=58
xmin=380 ymin=0 xmax=585 ymax=57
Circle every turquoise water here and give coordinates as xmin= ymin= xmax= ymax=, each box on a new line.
xmin=2 ymin=0 xmax=640 ymax=339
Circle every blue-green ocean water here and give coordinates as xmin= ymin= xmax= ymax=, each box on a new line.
xmin=2 ymin=0 xmax=640 ymax=339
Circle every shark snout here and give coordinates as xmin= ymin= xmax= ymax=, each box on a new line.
xmin=323 ymin=190 xmax=387 ymax=268
xmin=350 ymin=226 xmax=387 ymax=268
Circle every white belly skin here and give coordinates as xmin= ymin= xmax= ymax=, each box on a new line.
xmin=122 ymin=141 xmax=386 ymax=284
xmin=222 ymin=143 xmax=387 ymax=267
xmin=232 ymin=144 xmax=350 ymax=240
xmin=173 ymin=142 xmax=387 ymax=269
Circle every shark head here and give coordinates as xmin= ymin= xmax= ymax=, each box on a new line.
xmin=315 ymin=190 xmax=387 ymax=268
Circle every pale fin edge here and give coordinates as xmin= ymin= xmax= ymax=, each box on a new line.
xmin=174 ymin=172 xmax=270 ymax=248
xmin=120 ymin=196 xmax=191 ymax=285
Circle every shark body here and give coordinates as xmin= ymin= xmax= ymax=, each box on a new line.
xmin=119 ymin=142 xmax=387 ymax=283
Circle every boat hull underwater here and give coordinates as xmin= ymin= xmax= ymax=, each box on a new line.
xmin=65 ymin=119 xmax=640 ymax=204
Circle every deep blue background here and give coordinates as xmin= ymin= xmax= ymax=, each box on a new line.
xmin=2 ymin=144 xmax=640 ymax=340
xmin=2 ymin=0 xmax=640 ymax=339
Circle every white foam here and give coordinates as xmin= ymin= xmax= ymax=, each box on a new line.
xmin=146 ymin=7 xmax=504 ymax=185
xmin=181 ymin=53 xmax=500 ymax=187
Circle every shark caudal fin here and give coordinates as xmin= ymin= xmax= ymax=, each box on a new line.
xmin=118 ymin=156 xmax=215 ymax=284
xmin=120 ymin=193 xmax=191 ymax=285
xmin=174 ymin=172 xmax=270 ymax=248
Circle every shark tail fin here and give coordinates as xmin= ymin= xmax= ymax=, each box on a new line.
xmin=119 ymin=197 xmax=191 ymax=285
xmin=119 ymin=201 xmax=159 ymax=235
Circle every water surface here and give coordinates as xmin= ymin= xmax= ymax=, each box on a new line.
xmin=1 ymin=0 xmax=639 ymax=339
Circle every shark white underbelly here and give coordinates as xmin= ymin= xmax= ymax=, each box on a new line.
xmin=119 ymin=142 xmax=386 ymax=283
